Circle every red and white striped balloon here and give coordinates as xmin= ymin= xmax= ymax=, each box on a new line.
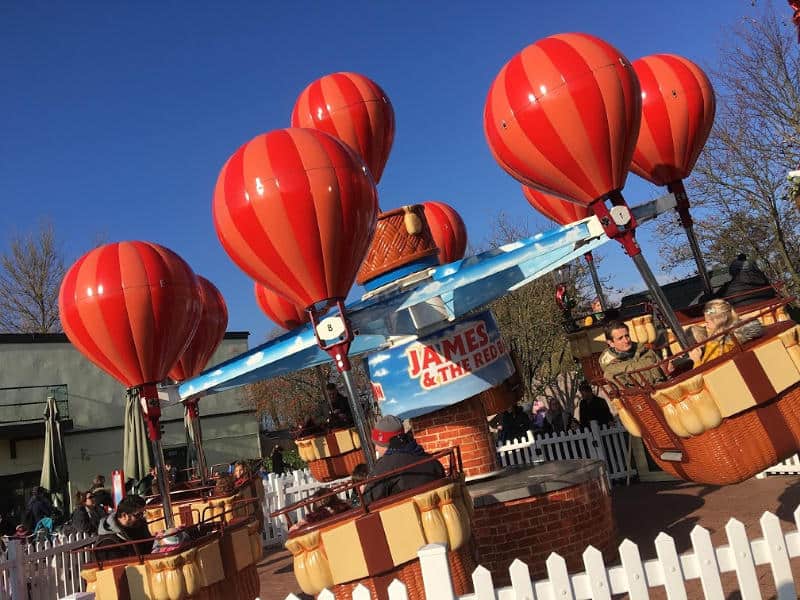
xmin=169 ymin=276 xmax=228 ymax=382
xmin=58 ymin=241 xmax=201 ymax=389
xmin=522 ymin=186 xmax=591 ymax=225
xmin=292 ymin=72 xmax=395 ymax=183
xmin=484 ymin=33 xmax=641 ymax=205
xmin=254 ymin=282 xmax=309 ymax=330
xmin=631 ymin=54 xmax=715 ymax=186
xmin=422 ymin=201 xmax=468 ymax=264
xmin=213 ymin=128 xmax=379 ymax=310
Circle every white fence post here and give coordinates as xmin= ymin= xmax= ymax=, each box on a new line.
xmin=7 ymin=539 xmax=26 ymax=600
xmin=418 ymin=543 xmax=455 ymax=600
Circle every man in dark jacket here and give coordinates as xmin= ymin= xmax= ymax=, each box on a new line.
xmin=362 ymin=415 xmax=445 ymax=504
xmin=26 ymin=487 xmax=52 ymax=529
xmin=720 ymin=254 xmax=776 ymax=305
xmin=577 ymin=381 xmax=613 ymax=428
xmin=93 ymin=495 xmax=152 ymax=561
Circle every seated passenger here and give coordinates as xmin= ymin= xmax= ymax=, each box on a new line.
xmin=289 ymin=489 xmax=351 ymax=532
xmin=599 ymin=320 xmax=664 ymax=386
xmin=688 ymin=299 xmax=764 ymax=366
xmin=362 ymin=415 xmax=445 ymax=504
xmin=719 ymin=254 xmax=776 ymax=305
xmin=94 ymin=495 xmax=151 ymax=561
xmin=232 ymin=461 xmax=251 ymax=487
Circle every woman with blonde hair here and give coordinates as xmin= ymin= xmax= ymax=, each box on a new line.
xmin=689 ymin=299 xmax=763 ymax=366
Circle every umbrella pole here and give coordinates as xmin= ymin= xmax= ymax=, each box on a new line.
xmin=140 ymin=384 xmax=174 ymax=529
xmin=186 ymin=399 xmax=208 ymax=481
xmin=669 ymin=180 xmax=713 ymax=298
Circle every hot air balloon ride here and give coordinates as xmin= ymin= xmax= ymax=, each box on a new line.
xmin=484 ymin=32 xmax=800 ymax=485
xmin=164 ymin=57 xmax=693 ymax=596
xmin=168 ymin=275 xmax=228 ymax=481
xmin=291 ymin=72 xmax=395 ymax=185
xmin=213 ymin=127 xmax=380 ymax=471
xmin=63 ymin=247 xmax=264 ymax=600
xmin=631 ymin=53 xmax=716 ymax=297
xmin=59 ymin=241 xmax=202 ymax=526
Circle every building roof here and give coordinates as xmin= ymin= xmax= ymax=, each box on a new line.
xmin=619 ymin=267 xmax=731 ymax=313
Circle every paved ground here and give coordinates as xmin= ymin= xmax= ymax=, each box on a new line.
xmin=257 ymin=475 xmax=800 ymax=600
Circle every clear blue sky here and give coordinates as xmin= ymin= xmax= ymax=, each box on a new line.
xmin=0 ymin=1 xmax=763 ymax=342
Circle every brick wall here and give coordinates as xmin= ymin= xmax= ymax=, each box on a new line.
xmin=471 ymin=474 xmax=615 ymax=584
xmin=410 ymin=395 xmax=499 ymax=478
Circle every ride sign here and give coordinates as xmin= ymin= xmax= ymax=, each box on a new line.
xmin=367 ymin=310 xmax=514 ymax=418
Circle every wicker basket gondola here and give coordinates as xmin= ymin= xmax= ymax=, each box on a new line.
xmin=620 ymin=384 xmax=800 ymax=484
xmin=295 ymin=427 xmax=365 ymax=482
xmin=356 ymin=205 xmax=439 ymax=285
xmin=307 ymin=448 xmax=365 ymax=482
xmin=613 ymin=316 xmax=800 ymax=485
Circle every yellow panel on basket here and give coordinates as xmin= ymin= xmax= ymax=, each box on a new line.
xmin=313 ymin=436 xmax=331 ymax=458
xmin=231 ymin=528 xmax=255 ymax=571
xmin=753 ymin=338 xmax=800 ymax=393
xmin=125 ymin=564 xmax=152 ymax=599
xmin=197 ymin=540 xmax=225 ymax=586
xmin=321 ymin=520 xmax=368 ymax=583
xmin=334 ymin=429 xmax=355 ymax=454
xmin=95 ymin=568 xmax=121 ymax=600
xmin=703 ymin=360 xmax=756 ymax=418
xmin=380 ymin=500 xmax=427 ymax=566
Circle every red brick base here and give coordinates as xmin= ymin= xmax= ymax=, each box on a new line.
xmin=471 ymin=474 xmax=615 ymax=584
xmin=410 ymin=395 xmax=499 ymax=478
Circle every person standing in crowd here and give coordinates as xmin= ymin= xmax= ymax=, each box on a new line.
xmin=90 ymin=475 xmax=113 ymax=510
xmin=270 ymin=445 xmax=285 ymax=475
xmin=94 ymin=495 xmax=152 ymax=561
xmin=577 ymin=381 xmax=614 ymax=428
xmin=542 ymin=399 xmax=579 ymax=434
xmin=363 ymin=415 xmax=444 ymax=503
xmin=26 ymin=487 xmax=52 ymax=530
xmin=71 ymin=490 xmax=104 ymax=534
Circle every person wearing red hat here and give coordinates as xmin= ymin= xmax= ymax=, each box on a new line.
xmin=362 ymin=415 xmax=445 ymax=504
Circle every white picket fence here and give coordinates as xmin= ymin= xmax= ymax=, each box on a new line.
xmin=759 ymin=454 xmax=800 ymax=477
xmin=261 ymin=469 xmax=350 ymax=548
xmin=287 ymin=506 xmax=800 ymax=600
xmin=0 ymin=532 xmax=95 ymax=600
xmin=261 ymin=421 xmax=636 ymax=548
xmin=496 ymin=420 xmax=636 ymax=483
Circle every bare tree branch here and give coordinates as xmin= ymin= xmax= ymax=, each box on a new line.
xmin=0 ymin=221 xmax=65 ymax=333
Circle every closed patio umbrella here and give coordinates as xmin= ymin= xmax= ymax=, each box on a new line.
xmin=41 ymin=395 xmax=69 ymax=510
xmin=123 ymin=388 xmax=152 ymax=485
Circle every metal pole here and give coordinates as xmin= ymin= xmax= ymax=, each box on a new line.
xmin=669 ymin=180 xmax=713 ymax=299
xmin=585 ymin=254 xmax=607 ymax=311
xmin=631 ymin=253 xmax=691 ymax=350
xmin=340 ymin=369 xmax=376 ymax=470
xmin=188 ymin=407 xmax=208 ymax=482
xmin=150 ymin=438 xmax=174 ymax=529
xmin=684 ymin=224 xmax=714 ymax=298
